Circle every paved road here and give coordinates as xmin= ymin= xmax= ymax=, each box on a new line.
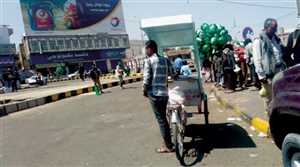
xmin=0 ymin=82 xmax=282 ymax=167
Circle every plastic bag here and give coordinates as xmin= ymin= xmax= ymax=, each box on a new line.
xmin=168 ymin=86 xmax=185 ymax=105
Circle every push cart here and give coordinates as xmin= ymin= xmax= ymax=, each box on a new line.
xmin=141 ymin=15 xmax=209 ymax=165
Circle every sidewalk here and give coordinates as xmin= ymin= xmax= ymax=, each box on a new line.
xmin=0 ymin=79 xmax=115 ymax=101
xmin=206 ymin=83 xmax=269 ymax=134
xmin=214 ymin=86 xmax=268 ymax=121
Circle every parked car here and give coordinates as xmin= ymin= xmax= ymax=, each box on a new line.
xmin=67 ymin=71 xmax=79 ymax=79
xmin=269 ymin=64 xmax=300 ymax=167
xmin=25 ymin=75 xmax=47 ymax=85
xmin=19 ymin=70 xmax=35 ymax=84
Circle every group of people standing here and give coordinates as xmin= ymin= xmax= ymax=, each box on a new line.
xmin=1 ymin=68 xmax=20 ymax=93
xmin=84 ymin=61 xmax=130 ymax=95
xmin=203 ymin=18 xmax=300 ymax=112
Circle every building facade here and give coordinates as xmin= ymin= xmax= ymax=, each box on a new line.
xmin=125 ymin=40 xmax=145 ymax=73
xmin=21 ymin=33 xmax=129 ymax=73
xmin=0 ymin=25 xmax=17 ymax=74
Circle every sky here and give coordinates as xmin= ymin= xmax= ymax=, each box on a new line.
xmin=0 ymin=0 xmax=299 ymax=45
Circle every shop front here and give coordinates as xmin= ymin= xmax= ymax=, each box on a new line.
xmin=30 ymin=48 xmax=126 ymax=74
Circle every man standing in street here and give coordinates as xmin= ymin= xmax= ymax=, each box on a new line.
xmin=79 ymin=64 xmax=85 ymax=81
xmin=90 ymin=63 xmax=104 ymax=94
xmin=245 ymin=39 xmax=261 ymax=89
xmin=116 ymin=62 xmax=125 ymax=89
xmin=12 ymin=69 xmax=19 ymax=92
xmin=143 ymin=40 xmax=174 ymax=153
xmin=253 ymin=18 xmax=286 ymax=113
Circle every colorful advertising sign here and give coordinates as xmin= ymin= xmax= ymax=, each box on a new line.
xmin=20 ymin=0 xmax=126 ymax=36
xmin=30 ymin=49 xmax=126 ymax=65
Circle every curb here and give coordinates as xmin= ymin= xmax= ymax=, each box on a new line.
xmin=47 ymin=73 xmax=143 ymax=83
xmin=0 ymin=77 xmax=143 ymax=117
xmin=211 ymin=88 xmax=270 ymax=135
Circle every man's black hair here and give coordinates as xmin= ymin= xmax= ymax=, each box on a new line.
xmin=264 ymin=18 xmax=277 ymax=29
xmin=145 ymin=40 xmax=158 ymax=53
xmin=244 ymin=38 xmax=252 ymax=46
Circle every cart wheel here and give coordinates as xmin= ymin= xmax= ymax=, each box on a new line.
xmin=179 ymin=145 xmax=204 ymax=167
xmin=174 ymin=124 xmax=185 ymax=162
xmin=171 ymin=123 xmax=178 ymax=146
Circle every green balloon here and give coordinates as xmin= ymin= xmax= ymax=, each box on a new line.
xmin=209 ymin=24 xmax=218 ymax=34
xmin=218 ymin=36 xmax=226 ymax=45
xmin=219 ymin=30 xmax=228 ymax=36
xmin=210 ymin=37 xmax=218 ymax=45
xmin=226 ymin=35 xmax=232 ymax=42
xmin=201 ymin=23 xmax=209 ymax=31
xmin=204 ymin=37 xmax=210 ymax=44
xmin=202 ymin=44 xmax=210 ymax=53
xmin=196 ymin=37 xmax=203 ymax=46
xmin=196 ymin=29 xmax=202 ymax=35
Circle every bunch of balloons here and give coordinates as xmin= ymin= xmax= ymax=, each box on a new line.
xmin=196 ymin=23 xmax=232 ymax=56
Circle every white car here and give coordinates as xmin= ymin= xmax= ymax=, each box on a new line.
xmin=25 ymin=75 xmax=47 ymax=85
xmin=67 ymin=71 xmax=79 ymax=79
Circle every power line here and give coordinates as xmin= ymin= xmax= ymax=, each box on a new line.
xmin=217 ymin=0 xmax=296 ymax=9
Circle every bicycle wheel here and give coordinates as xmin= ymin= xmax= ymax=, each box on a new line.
xmin=174 ymin=123 xmax=185 ymax=161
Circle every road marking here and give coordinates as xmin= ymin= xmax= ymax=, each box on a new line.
xmin=65 ymin=91 xmax=71 ymax=98
xmin=51 ymin=94 xmax=59 ymax=101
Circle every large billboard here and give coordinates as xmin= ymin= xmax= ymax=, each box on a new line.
xmin=20 ymin=0 xmax=126 ymax=36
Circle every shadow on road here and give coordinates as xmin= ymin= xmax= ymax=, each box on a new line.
xmin=179 ymin=123 xmax=256 ymax=166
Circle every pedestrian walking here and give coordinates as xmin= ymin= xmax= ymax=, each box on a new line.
xmin=213 ymin=52 xmax=224 ymax=87
xmin=3 ymin=68 xmax=13 ymax=92
xmin=245 ymin=39 xmax=261 ymax=89
xmin=253 ymin=18 xmax=286 ymax=113
xmin=283 ymin=26 xmax=300 ymax=67
xmin=235 ymin=46 xmax=247 ymax=88
xmin=90 ymin=63 xmax=104 ymax=94
xmin=143 ymin=40 xmax=174 ymax=153
xmin=12 ymin=69 xmax=19 ymax=92
xmin=79 ymin=64 xmax=85 ymax=81
xmin=222 ymin=45 xmax=237 ymax=92
xmin=116 ymin=62 xmax=125 ymax=89
xmin=201 ymin=57 xmax=212 ymax=82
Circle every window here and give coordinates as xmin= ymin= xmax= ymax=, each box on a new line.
xmin=79 ymin=38 xmax=87 ymax=48
xmin=94 ymin=38 xmax=100 ymax=48
xmin=49 ymin=40 xmax=57 ymax=50
xmin=40 ymin=40 xmax=49 ymax=51
xmin=107 ymin=38 xmax=113 ymax=48
xmin=30 ymin=40 xmax=40 ymax=52
xmin=57 ymin=40 xmax=64 ymax=50
xmin=122 ymin=37 xmax=129 ymax=47
xmin=101 ymin=38 xmax=107 ymax=48
xmin=65 ymin=39 xmax=72 ymax=49
xmin=72 ymin=39 xmax=79 ymax=49
xmin=113 ymin=38 xmax=119 ymax=47
xmin=87 ymin=38 xmax=93 ymax=48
